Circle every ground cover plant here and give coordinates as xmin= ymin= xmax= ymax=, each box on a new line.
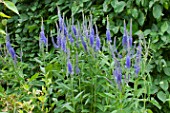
xmin=1 ymin=0 xmax=170 ymax=113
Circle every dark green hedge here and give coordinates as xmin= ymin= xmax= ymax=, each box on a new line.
xmin=1 ymin=0 xmax=170 ymax=112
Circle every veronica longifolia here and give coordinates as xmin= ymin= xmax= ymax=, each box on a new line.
xmin=6 ymin=34 xmax=17 ymax=64
xmin=122 ymin=20 xmax=127 ymax=47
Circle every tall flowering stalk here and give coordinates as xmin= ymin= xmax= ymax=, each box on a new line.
xmin=113 ymin=56 xmax=122 ymax=90
xmin=77 ymin=21 xmax=87 ymax=51
xmin=6 ymin=31 xmax=17 ymax=64
xmin=122 ymin=20 xmax=127 ymax=48
xmin=134 ymin=39 xmax=142 ymax=76
xmin=40 ymin=18 xmax=47 ymax=47
xmin=106 ymin=16 xmax=111 ymax=43
xmin=129 ymin=19 xmax=133 ymax=47
xmin=71 ymin=16 xmax=77 ymax=36
xmin=125 ymin=20 xmax=132 ymax=69
xmin=82 ymin=12 xmax=89 ymax=39
xmin=95 ymin=24 xmax=101 ymax=51
xmin=89 ymin=14 xmax=94 ymax=47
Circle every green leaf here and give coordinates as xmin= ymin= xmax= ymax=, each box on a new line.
xmin=132 ymin=8 xmax=138 ymax=19
xmin=71 ymin=3 xmax=79 ymax=15
xmin=112 ymin=1 xmax=126 ymax=13
xmin=0 ymin=12 xmax=11 ymax=18
xmin=163 ymin=67 xmax=170 ymax=76
xmin=144 ymin=29 xmax=151 ymax=36
xmin=147 ymin=109 xmax=153 ymax=113
xmin=138 ymin=11 xmax=145 ymax=26
xmin=62 ymin=102 xmax=75 ymax=112
xmin=157 ymin=91 xmax=166 ymax=103
xmin=112 ymin=26 xmax=119 ymax=34
xmin=0 ymin=29 xmax=6 ymax=35
xmin=104 ymin=92 xmax=115 ymax=98
xmin=153 ymin=4 xmax=162 ymax=19
xmin=75 ymin=91 xmax=84 ymax=99
xmin=103 ymin=2 xmax=108 ymax=12
xmin=161 ymin=21 xmax=168 ymax=33
xmin=29 ymin=73 xmax=39 ymax=82
xmin=149 ymin=85 xmax=158 ymax=94
xmin=3 ymin=1 xmax=19 ymax=15
xmin=160 ymin=80 xmax=169 ymax=91
xmin=150 ymin=97 xmax=161 ymax=109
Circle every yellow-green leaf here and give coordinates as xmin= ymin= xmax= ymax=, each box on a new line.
xmin=3 ymin=1 xmax=19 ymax=15
xmin=0 ymin=12 xmax=11 ymax=18
xmin=0 ymin=29 xmax=6 ymax=35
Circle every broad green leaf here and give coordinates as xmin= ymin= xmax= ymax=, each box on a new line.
xmin=3 ymin=1 xmax=19 ymax=15
xmin=0 ymin=12 xmax=10 ymax=18
xmin=161 ymin=21 xmax=168 ymax=33
xmin=160 ymin=80 xmax=168 ymax=91
xmin=157 ymin=91 xmax=166 ymax=103
xmin=163 ymin=2 xmax=169 ymax=10
xmin=112 ymin=26 xmax=119 ymax=34
xmin=153 ymin=4 xmax=162 ymax=19
xmin=0 ymin=29 xmax=6 ymax=35
xmin=150 ymin=97 xmax=161 ymax=109
xmin=138 ymin=11 xmax=145 ymax=26
xmin=114 ymin=1 xmax=126 ymax=13
xmin=163 ymin=67 xmax=170 ymax=76
xmin=2 ymin=19 xmax=7 ymax=26
xmin=149 ymin=85 xmax=158 ymax=94
xmin=103 ymin=2 xmax=108 ymax=12
xmin=132 ymin=8 xmax=138 ymax=19
xmin=71 ymin=3 xmax=79 ymax=15
xmin=144 ymin=29 xmax=151 ymax=36
xmin=147 ymin=109 xmax=153 ymax=113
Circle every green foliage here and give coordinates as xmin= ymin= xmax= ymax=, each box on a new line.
xmin=1 ymin=0 xmax=170 ymax=112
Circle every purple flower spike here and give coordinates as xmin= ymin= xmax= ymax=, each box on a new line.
xmin=57 ymin=36 xmax=61 ymax=48
xmin=72 ymin=25 xmax=77 ymax=36
xmin=129 ymin=19 xmax=133 ymax=47
xmin=61 ymin=37 xmax=67 ymax=53
xmin=134 ymin=65 xmax=140 ymax=75
xmin=122 ymin=20 xmax=127 ymax=47
xmin=90 ymin=27 xmax=94 ymax=47
xmin=40 ymin=30 xmax=47 ymax=46
xmin=76 ymin=66 xmax=80 ymax=74
xmin=106 ymin=16 xmax=111 ymax=43
xmin=113 ymin=68 xmax=122 ymax=90
xmin=129 ymin=36 xmax=132 ymax=47
xmin=64 ymin=24 xmax=68 ymax=36
xmin=81 ymin=36 xmax=87 ymax=51
xmin=68 ymin=34 xmax=74 ymax=43
xmin=67 ymin=59 xmax=73 ymax=74
xmin=95 ymin=25 xmax=101 ymax=51
xmin=9 ymin=47 xmax=16 ymax=60
xmin=134 ymin=43 xmax=142 ymax=75
xmin=125 ymin=55 xmax=131 ymax=68
xmin=106 ymin=29 xmax=111 ymax=43
xmin=96 ymin=35 xmax=101 ymax=51
xmin=6 ymin=34 xmax=17 ymax=64
xmin=52 ymin=36 xmax=59 ymax=49
xmin=59 ymin=17 xmax=63 ymax=31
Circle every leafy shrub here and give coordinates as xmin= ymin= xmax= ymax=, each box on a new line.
xmin=1 ymin=0 xmax=170 ymax=112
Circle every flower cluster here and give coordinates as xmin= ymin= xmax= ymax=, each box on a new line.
xmin=6 ymin=32 xmax=17 ymax=64
xmin=41 ymin=9 xmax=142 ymax=88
